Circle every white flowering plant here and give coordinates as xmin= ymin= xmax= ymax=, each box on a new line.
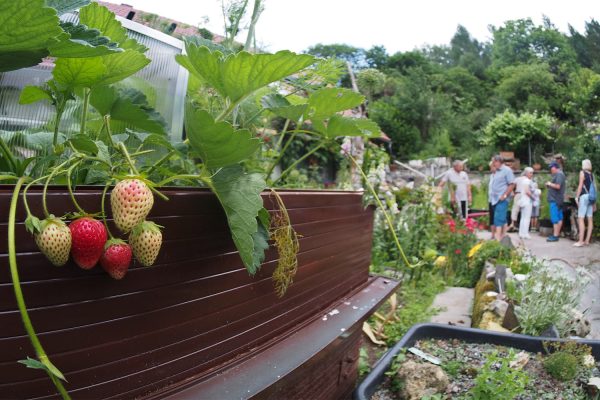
xmin=514 ymin=263 xmax=590 ymax=337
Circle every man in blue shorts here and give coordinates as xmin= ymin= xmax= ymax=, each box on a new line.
xmin=545 ymin=161 xmax=566 ymax=242
xmin=489 ymin=155 xmax=516 ymax=240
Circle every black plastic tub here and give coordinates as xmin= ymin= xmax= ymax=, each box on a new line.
xmin=354 ymin=323 xmax=600 ymax=400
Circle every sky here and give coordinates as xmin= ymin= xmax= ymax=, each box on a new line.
xmin=123 ymin=0 xmax=599 ymax=54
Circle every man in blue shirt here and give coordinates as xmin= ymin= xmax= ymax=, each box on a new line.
xmin=489 ymin=155 xmax=516 ymax=240
xmin=545 ymin=161 xmax=566 ymax=242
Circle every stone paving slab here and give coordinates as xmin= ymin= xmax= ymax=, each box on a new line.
xmin=430 ymin=287 xmax=474 ymax=327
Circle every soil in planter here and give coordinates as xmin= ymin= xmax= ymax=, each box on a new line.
xmin=371 ymin=339 xmax=598 ymax=400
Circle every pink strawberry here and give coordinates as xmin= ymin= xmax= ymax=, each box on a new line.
xmin=111 ymin=179 xmax=154 ymax=233
xmin=34 ymin=216 xmax=71 ymax=266
xmin=100 ymin=239 xmax=132 ymax=279
xmin=129 ymin=221 xmax=162 ymax=267
xmin=69 ymin=217 xmax=107 ymax=269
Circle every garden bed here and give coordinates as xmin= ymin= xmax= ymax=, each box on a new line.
xmin=355 ymin=323 xmax=600 ymax=400
xmin=0 ymin=187 xmax=396 ymax=399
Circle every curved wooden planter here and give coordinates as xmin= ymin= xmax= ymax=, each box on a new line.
xmin=0 ymin=187 xmax=396 ymax=399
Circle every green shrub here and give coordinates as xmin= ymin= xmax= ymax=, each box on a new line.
xmin=543 ymin=352 xmax=578 ymax=381
xmin=467 ymin=240 xmax=512 ymax=287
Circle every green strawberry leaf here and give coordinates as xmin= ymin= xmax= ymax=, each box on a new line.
xmin=251 ymin=207 xmax=271 ymax=270
xmin=98 ymin=50 xmax=150 ymax=85
xmin=78 ymin=2 xmax=146 ymax=52
xmin=52 ymin=57 xmax=107 ymax=87
xmin=48 ymin=23 xmax=121 ymax=58
xmin=94 ymin=140 xmax=111 ymax=164
xmin=19 ymin=86 xmax=53 ymax=105
xmin=257 ymin=207 xmax=270 ymax=228
xmin=252 ymin=217 xmax=270 ymax=270
xmin=260 ymin=93 xmax=307 ymax=121
xmin=305 ymin=87 xmax=364 ymax=121
xmin=52 ymin=50 xmax=149 ymax=88
xmin=0 ymin=50 xmax=50 ymax=72
xmin=176 ymin=43 xmax=315 ymax=104
xmin=185 ymin=109 xmax=260 ymax=169
xmin=210 ymin=165 xmax=266 ymax=274
xmin=325 ymin=115 xmax=382 ymax=138
xmin=69 ymin=134 xmax=98 ymax=154
xmin=89 ymin=85 xmax=167 ymax=134
xmin=0 ymin=0 xmax=62 ymax=71
xmin=141 ymin=133 xmax=173 ymax=149
xmin=46 ymin=0 xmax=91 ymax=15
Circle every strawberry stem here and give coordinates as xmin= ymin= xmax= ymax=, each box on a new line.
xmin=344 ymin=151 xmax=420 ymax=270
xmin=101 ymin=182 xmax=115 ymax=240
xmin=144 ymin=150 xmax=175 ymax=176
xmin=8 ymin=178 xmax=70 ymax=399
xmin=118 ymin=142 xmax=139 ymax=176
xmin=22 ymin=175 xmax=49 ymax=219
xmin=66 ymin=161 xmax=86 ymax=215
xmin=80 ymin=88 xmax=90 ymax=136
xmin=104 ymin=115 xmax=116 ymax=149
xmin=156 ymin=174 xmax=201 ymax=187
xmin=42 ymin=160 xmax=71 ymax=218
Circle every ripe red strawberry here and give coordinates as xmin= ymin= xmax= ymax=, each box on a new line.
xmin=129 ymin=221 xmax=162 ymax=267
xmin=69 ymin=217 xmax=107 ymax=269
xmin=34 ymin=216 xmax=71 ymax=266
xmin=111 ymin=179 xmax=154 ymax=233
xmin=100 ymin=239 xmax=132 ymax=279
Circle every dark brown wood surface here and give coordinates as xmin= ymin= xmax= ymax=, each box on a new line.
xmin=0 ymin=187 xmax=374 ymax=399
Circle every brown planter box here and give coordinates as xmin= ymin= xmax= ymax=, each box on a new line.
xmin=0 ymin=187 xmax=396 ymax=399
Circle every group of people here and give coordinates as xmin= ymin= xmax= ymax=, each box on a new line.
xmin=489 ymin=155 xmax=596 ymax=245
xmin=438 ymin=155 xmax=596 ymax=245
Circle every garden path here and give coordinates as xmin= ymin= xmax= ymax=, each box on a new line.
xmin=478 ymin=230 xmax=600 ymax=339
xmin=429 ymin=287 xmax=473 ymax=327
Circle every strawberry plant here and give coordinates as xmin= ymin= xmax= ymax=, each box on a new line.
xmin=1 ymin=1 xmax=388 ymax=397
xmin=1 ymin=1 xmax=167 ymax=397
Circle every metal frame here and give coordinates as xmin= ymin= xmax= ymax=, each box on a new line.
xmin=116 ymin=16 xmax=189 ymax=141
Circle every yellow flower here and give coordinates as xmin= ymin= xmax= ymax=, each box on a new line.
xmin=468 ymin=242 xmax=484 ymax=258
xmin=434 ymin=256 xmax=447 ymax=268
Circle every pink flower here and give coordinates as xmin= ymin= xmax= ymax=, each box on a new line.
xmin=465 ymin=218 xmax=477 ymax=233
xmin=446 ymin=219 xmax=456 ymax=233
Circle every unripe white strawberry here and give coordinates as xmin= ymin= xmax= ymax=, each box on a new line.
xmin=129 ymin=221 xmax=162 ymax=267
xmin=111 ymin=179 xmax=154 ymax=233
xmin=35 ymin=216 xmax=72 ymax=266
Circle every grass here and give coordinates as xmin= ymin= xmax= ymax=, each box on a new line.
xmin=368 ymin=272 xmax=446 ymax=346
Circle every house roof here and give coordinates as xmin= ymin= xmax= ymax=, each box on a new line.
xmin=97 ymin=1 xmax=224 ymax=42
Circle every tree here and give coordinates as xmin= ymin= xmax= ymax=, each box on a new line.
xmin=481 ymin=110 xmax=554 ymax=164
xmin=365 ymin=45 xmax=388 ymax=69
xmin=369 ymin=69 xmax=454 ymax=157
xmin=565 ymin=68 xmax=600 ymax=124
xmin=569 ymin=19 xmax=600 ymax=72
xmin=385 ymin=50 xmax=439 ymax=75
xmin=490 ymin=18 xmax=577 ymax=73
xmin=305 ymin=43 xmax=366 ymax=69
xmin=357 ymin=68 xmax=386 ymax=104
xmin=495 ymin=63 xmax=560 ymax=115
